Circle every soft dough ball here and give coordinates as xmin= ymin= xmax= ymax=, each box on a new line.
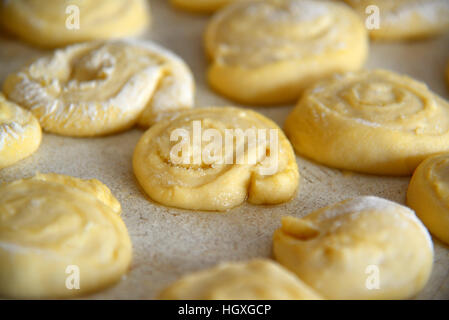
xmin=285 ymin=69 xmax=449 ymax=176
xmin=204 ymin=0 xmax=368 ymax=105
xmin=273 ymin=196 xmax=434 ymax=300
xmin=158 ymin=259 xmax=323 ymax=300
xmin=171 ymin=0 xmax=236 ymax=13
xmin=3 ymin=40 xmax=194 ymax=136
xmin=0 ymin=174 xmax=132 ymax=299
xmin=0 ymin=94 xmax=41 ymax=169
xmin=407 ymin=153 xmax=449 ymax=245
xmin=0 ymin=0 xmax=150 ymax=48
xmin=344 ymin=0 xmax=449 ymax=40
xmin=133 ymin=107 xmax=299 ymax=211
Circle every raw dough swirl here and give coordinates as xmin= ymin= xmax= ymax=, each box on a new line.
xmin=344 ymin=0 xmax=449 ymax=40
xmin=273 ymin=196 xmax=434 ymax=300
xmin=285 ymin=69 xmax=449 ymax=175
xmin=407 ymin=153 xmax=449 ymax=245
xmin=158 ymin=259 xmax=322 ymax=300
xmin=133 ymin=107 xmax=299 ymax=211
xmin=0 ymin=93 xmax=41 ymax=168
xmin=3 ymin=40 xmax=194 ymax=137
xmin=205 ymin=0 xmax=368 ymax=104
xmin=0 ymin=173 xmax=132 ymax=298
xmin=0 ymin=0 xmax=150 ymax=48
xmin=171 ymin=0 xmax=235 ymax=13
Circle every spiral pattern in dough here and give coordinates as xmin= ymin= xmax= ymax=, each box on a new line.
xmin=285 ymin=69 xmax=449 ymax=175
xmin=133 ymin=107 xmax=299 ymax=211
xmin=3 ymin=40 xmax=194 ymax=137
xmin=205 ymin=0 xmax=368 ymax=104
xmin=0 ymin=93 xmax=41 ymax=168
xmin=171 ymin=0 xmax=235 ymax=13
xmin=273 ymin=196 xmax=434 ymax=299
xmin=407 ymin=153 xmax=449 ymax=245
xmin=159 ymin=259 xmax=322 ymax=300
xmin=0 ymin=0 xmax=150 ymax=48
xmin=344 ymin=0 xmax=449 ymax=40
xmin=0 ymin=174 xmax=132 ymax=298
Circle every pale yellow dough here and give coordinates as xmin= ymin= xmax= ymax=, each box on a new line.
xmin=0 ymin=0 xmax=150 ymax=48
xmin=3 ymin=40 xmax=194 ymax=137
xmin=0 ymin=93 xmax=41 ymax=169
xmin=171 ymin=0 xmax=236 ymax=13
xmin=158 ymin=259 xmax=322 ymax=300
xmin=133 ymin=107 xmax=299 ymax=211
xmin=205 ymin=0 xmax=368 ymax=105
xmin=0 ymin=173 xmax=132 ymax=299
xmin=285 ymin=69 xmax=449 ymax=176
xmin=407 ymin=153 xmax=449 ymax=245
xmin=273 ymin=196 xmax=434 ymax=300
xmin=344 ymin=0 xmax=449 ymax=40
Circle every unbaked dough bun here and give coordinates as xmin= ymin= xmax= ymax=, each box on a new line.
xmin=171 ymin=0 xmax=235 ymax=13
xmin=0 ymin=0 xmax=150 ymax=48
xmin=407 ymin=153 xmax=449 ymax=245
xmin=205 ymin=0 xmax=368 ymax=105
xmin=285 ymin=69 xmax=449 ymax=176
xmin=133 ymin=107 xmax=299 ymax=211
xmin=3 ymin=40 xmax=194 ymax=137
xmin=0 ymin=173 xmax=132 ymax=299
xmin=158 ymin=259 xmax=322 ymax=300
xmin=0 ymin=93 xmax=41 ymax=169
xmin=344 ymin=0 xmax=449 ymax=40
xmin=273 ymin=196 xmax=434 ymax=300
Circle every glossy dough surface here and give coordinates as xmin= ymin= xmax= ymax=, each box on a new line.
xmin=133 ymin=107 xmax=299 ymax=211
xmin=171 ymin=0 xmax=235 ymax=13
xmin=205 ymin=0 xmax=368 ymax=104
xmin=273 ymin=196 xmax=434 ymax=300
xmin=0 ymin=0 xmax=150 ymax=48
xmin=345 ymin=0 xmax=449 ymax=40
xmin=3 ymin=40 xmax=194 ymax=136
xmin=407 ymin=153 xmax=449 ymax=245
xmin=285 ymin=69 xmax=449 ymax=175
xmin=158 ymin=259 xmax=322 ymax=300
xmin=0 ymin=173 xmax=132 ymax=298
xmin=0 ymin=93 xmax=41 ymax=168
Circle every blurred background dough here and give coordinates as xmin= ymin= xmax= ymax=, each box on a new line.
xmin=273 ymin=196 xmax=434 ymax=299
xmin=0 ymin=93 xmax=41 ymax=169
xmin=171 ymin=0 xmax=235 ymax=13
xmin=205 ymin=0 xmax=368 ymax=105
xmin=158 ymin=259 xmax=322 ymax=299
xmin=285 ymin=69 xmax=449 ymax=176
xmin=0 ymin=0 xmax=150 ymax=48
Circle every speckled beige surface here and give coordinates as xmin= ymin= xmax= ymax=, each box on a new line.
xmin=0 ymin=0 xmax=449 ymax=300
